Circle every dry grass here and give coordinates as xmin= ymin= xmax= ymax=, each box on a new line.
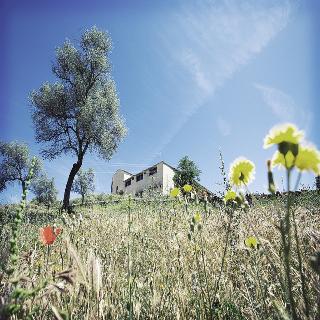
xmin=0 ymin=193 xmax=319 ymax=319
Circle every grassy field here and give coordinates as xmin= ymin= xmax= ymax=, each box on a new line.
xmin=0 ymin=191 xmax=319 ymax=319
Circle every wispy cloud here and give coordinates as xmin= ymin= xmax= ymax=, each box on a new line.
xmin=175 ymin=0 xmax=292 ymax=95
xmin=254 ymin=83 xmax=312 ymax=131
xmin=151 ymin=0 xmax=294 ymax=158
xmin=216 ymin=116 xmax=232 ymax=136
xmin=180 ymin=50 xmax=213 ymax=95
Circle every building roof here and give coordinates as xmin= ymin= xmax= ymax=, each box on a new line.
xmin=114 ymin=161 xmax=177 ymax=181
xmin=160 ymin=161 xmax=178 ymax=172
xmin=114 ymin=168 xmax=133 ymax=176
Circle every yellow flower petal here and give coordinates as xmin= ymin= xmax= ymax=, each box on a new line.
xmin=229 ymin=158 xmax=255 ymax=187
xmin=263 ymin=123 xmax=304 ymax=149
xmin=272 ymin=150 xmax=295 ymax=170
xmin=224 ymin=190 xmax=237 ymax=203
xmin=295 ymin=145 xmax=320 ymax=175
xmin=170 ymin=187 xmax=180 ymax=197
xmin=183 ymin=184 xmax=193 ymax=193
xmin=193 ymin=212 xmax=202 ymax=224
xmin=245 ymin=236 xmax=258 ymax=249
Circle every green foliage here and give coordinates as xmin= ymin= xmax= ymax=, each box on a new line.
xmin=0 ymin=157 xmax=48 ymax=319
xmin=29 ymin=26 xmax=127 ymax=209
xmin=31 ymin=173 xmax=58 ymax=208
xmin=0 ymin=141 xmax=42 ymax=193
xmin=29 ymin=26 xmax=126 ymax=161
xmin=72 ymin=168 xmax=95 ymax=204
xmin=173 ymin=155 xmax=201 ymax=188
xmin=213 ymin=301 xmax=245 ymax=320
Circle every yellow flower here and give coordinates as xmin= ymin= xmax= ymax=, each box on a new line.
xmin=295 ymin=145 xmax=320 ymax=175
xmin=263 ymin=123 xmax=304 ymax=149
xmin=224 ymin=190 xmax=237 ymax=203
xmin=229 ymin=158 xmax=255 ymax=187
xmin=245 ymin=236 xmax=258 ymax=249
xmin=183 ymin=184 xmax=193 ymax=193
xmin=170 ymin=187 xmax=180 ymax=197
xmin=271 ymin=150 xmax=295 ymax=170
xmin=193 ymin=212 xmax=202 ymax=224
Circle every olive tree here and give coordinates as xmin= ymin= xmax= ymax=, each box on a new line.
xmin=31 ymin=174 xmax=58 ymax=208
xmin=173 ymin=156 xmax=201 ymax=188
xmin=0 ymin=141 xmax=42 ymax=195
xmin=72 ymin=168 xmax=95 ymax=205
xmin=30 ymin=27 xmax=127 ymax=210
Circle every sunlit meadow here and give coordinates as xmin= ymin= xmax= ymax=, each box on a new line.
xmin=0 ymin=123 xmax=319 ymax=319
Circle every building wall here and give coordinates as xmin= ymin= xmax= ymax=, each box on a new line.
xmin=111 ymin=162 xmax=176 ymax=196
xmin=124 ymin=163 xmax=163 ymax=196
xmin=111 ymin=170 xmax=132 ymax=194
xmin=162 ymin=163 xmax=175 ymax=195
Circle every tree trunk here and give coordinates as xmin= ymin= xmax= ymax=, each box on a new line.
xmin=21 ymin=181 xmax=26 ymax=195
xmin=81 ymin=194 xmax=84 ymax=206
xmin=63 ymin=159 xmax=82 ymax=211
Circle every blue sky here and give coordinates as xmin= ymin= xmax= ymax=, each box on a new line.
xmin=0 ymin=0 xmax=319 ymax=203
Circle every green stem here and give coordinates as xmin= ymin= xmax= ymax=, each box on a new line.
xmin=213 ymin=208 xmax=234 ymax=300
xmin=199 ymin=233 xmax=213 ymax=319
xmin=194 ymin=242 xmax=209 ymax=319
xmin=292 ymin=172 xmax=310 ymax=318
xmin=127 ymin=197 xmax=133 ymax=320
xmin=254 ymin=254 xmax=268 ymax=317
xmin=283 ymin=168 xmax=297 ymax=320
xmin=46 ymin=245 xmax=50 ymax=270
xmin=185 ymin=194 xmax=188 ymax=215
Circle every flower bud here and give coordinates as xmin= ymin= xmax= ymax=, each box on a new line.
xmin=267 ymin=160 xmax=276 ymax=194
xmin=278 ymin=141 xmax=299 ymax=157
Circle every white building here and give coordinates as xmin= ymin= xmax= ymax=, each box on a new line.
xmin=111 ymin=161 xmax=176 ymax=196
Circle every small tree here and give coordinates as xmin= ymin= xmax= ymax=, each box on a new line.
xmin=316 ymin=175 xmax=320 ymax=190
xmin=173 ymin=156 xmax=201 ymax=188
xmin=0 ymin=141 xmax=42 ymax=195
xmin=30 ymin=26 xmax=126 ymax=210
xmin=72 ymin=168 xmax=95 ymax=205
xmin=31 ymin=174 xmax=58 ymax=208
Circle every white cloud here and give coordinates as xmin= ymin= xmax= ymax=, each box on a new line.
xmin=254 ymin=83 xmax=312 ymax=131
xmin=180 ymin=50 xmax=213 ymax=95
xmin=151 ymin=0 xmax=294 ymax=158
xmin=254 ymin=83 xmax=295 ymax=120
xmin=217 ymin=116 xmax=232 ymax=136
xmin=172 ymin=0 xmax=292 ymax=96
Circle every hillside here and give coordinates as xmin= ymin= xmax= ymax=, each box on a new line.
xmin=0 ymin=191 xmax=319 ymax=319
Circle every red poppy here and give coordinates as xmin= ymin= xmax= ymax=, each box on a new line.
xmin=39 ymin=226 xmax=61 ymax=245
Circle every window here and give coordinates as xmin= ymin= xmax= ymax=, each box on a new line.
xmin=149 ymin=166 xmax=157 ymax=176
xmin=136 ymin=173 xmax=143 ymax=182
xmin=125 ymin=179 xmax=131 ymax=187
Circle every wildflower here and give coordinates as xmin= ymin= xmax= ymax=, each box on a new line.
xmin=40 ymin=226 xmax=61 ymax=245
xmin=295 ymin=145 xmax=320 ymax=175
xmin=263 ymin=123 xmax=304 ymax=149
xmin=271 ymin=150 xmax=295 ymax=170
xmin=224 ymin=189 xmax=237 ymax=203
xmin=229 ymin=158 xmax=255 ymax=187
xmin=267 ymin=160 xmax=276 ymax=194
xmin=193 ymin=212 xmax=202 ymax=224
xmin=170 ymin=187 xmax=180 ymax=197
xmin=183 ymin=184 xmax=192 ymax=193
xmin=245 ymin=236 xmax=258 ymax=249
